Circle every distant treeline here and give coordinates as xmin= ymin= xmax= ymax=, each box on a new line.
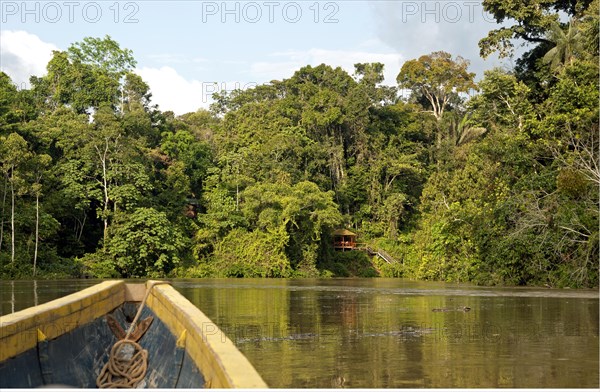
xmin=1 ymin=0 xmax=598 ymax=287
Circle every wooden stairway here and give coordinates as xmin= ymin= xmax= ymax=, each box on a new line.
xmin=359 ymin=246 xmax=398 ymax=264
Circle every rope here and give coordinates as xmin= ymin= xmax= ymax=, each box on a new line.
xmin=97 ymin=281 xmax=168 ymax=388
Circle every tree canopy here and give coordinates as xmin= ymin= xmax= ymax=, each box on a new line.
xmin=1 ymin=1 xmax=598 ymax=287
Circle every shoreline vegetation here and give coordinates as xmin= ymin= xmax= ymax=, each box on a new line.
xmin=1 ymin=1 xmax=598 ymax=288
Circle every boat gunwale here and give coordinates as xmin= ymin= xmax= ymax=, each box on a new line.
xmin=0 ymin=280 xmax=125 ymax=361
xmin=0 ymin=280 xmax=268 ymax=389
xmin=145 ymin=281 xmax=267 ymax=388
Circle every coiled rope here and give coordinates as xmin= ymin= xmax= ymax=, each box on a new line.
xmin=97 ymin=281 xmax=168 ymax=388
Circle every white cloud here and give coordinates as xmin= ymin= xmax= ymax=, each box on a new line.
xmin=0 ymin=30 xmax=58 ymax=88
xmin=138 ymin=48 xmax=404 ymax=115
xmin=136 ymin=66 xmax=210 ymax=114
xmin=368 ymin=2 xmax=509 ymax=79
xmin=250 ymin=47 xmax=404 ymax=85
xmin=0 ymin=31 xmax=208 ymax=115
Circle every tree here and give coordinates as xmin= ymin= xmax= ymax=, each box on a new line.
xmin=353 ymin=62 xmax=397 ymax=105
xmin=29 ymin=153 xmax=52 ymax=276
xmin=478 ymin=0 xmax=593 ymax=58
xmin=160 ymin=129 xmax=213 ymax=197
xmin=1 ymin=32 xmax=598 ymax=285
xmin=32 ymin=36 xmax=137 ymax=114
xmin=28 ymin=107 xmax=96 ymax=255
xmin=194 ymin=182 xmax=246 ymax=259
xmin=240 ymin=181 xmax=342 ymax=273
xmin=65 ymin=104 xmax=152 ymax=246
xmin=467 ymin=69 xmax=535 ymax=133
xmin=579 ymin=0 xmax=599 ymax=59
xmin=67 ymin=35 xmax=136 ymax=77
xmin=0 ymin=72 xmax=18 ymax=130
xmin=105 ymin=207 xmax=186 ymax=277
xmin=0 ymin=133 xmax=31 ymax=265
xmin=213 ymin=227 xmax=291 ymax=277
xmin=543 ymin=19 xmax=584 ymax=71
xmin=0 ymin=73 xmax=19 ymax=254
xmin=379 ymin=193 xmax=408 ymax=239
xmin=396 ymin=52 xmax=476 ymax=148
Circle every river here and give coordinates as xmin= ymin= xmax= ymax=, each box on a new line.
xmin=1 ymin=278 xmax=598 ymax=388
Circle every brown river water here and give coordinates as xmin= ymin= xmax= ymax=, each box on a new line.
xmin=1 ymin=278 xmax=598 ymax=388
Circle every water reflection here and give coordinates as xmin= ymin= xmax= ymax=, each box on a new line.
xmin=0 ymin=279 xmax=104 ymax=315
xmin=10 ymin=281 xmax=14 ymax=313
xmin=174 ymin=278 xmax=598 ymax=388
xmin=1 ymin=278 xmax=598 ymax=388
xmin=33 ymin=280 xmax=38 ymax=307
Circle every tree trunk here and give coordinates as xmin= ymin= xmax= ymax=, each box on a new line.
xmin=436 ymin=120 xmax=442 ymax=150
xmin=103 ymin=218 xmax=108 ymax=248
xmin=10 ymin=281 xmax=14 ymax=314
xmin=77 ymin=212 xmax=87 ymax=242
xmin=96 ymin=143 xmax=110 ymax=248
xmin=33 ymin=193 xmax=39 ymax=277
xmin=102 ymin=171 xmax=109 ymax=248
xmin=0 ymin=176 xmax=7 ymax=252
xmin=10 ymin=169 xmax=15 ymax=265
xmin=34 ymin=279 xmax=38 ymax=306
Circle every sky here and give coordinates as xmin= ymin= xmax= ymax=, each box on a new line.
xmin=1 ymin=1 xmax=518 ymax=115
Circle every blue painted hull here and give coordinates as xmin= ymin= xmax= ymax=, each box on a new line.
xmin=0 ymin=303 xmax=205 ymax=388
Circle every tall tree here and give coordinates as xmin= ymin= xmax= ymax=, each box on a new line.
xmin=478 ymin=0 xmax=593 ymax=58
xmin=29 ymin=153 xmax=52 ymax=276
xmin=467 ymin=68 xmax=535 ymax=133
xmin=32 ymin=36 xmax=137 ymax=114
xmin=0 ymin=133 xmax=31 ymax=265
xmin=396 ymin=51 xmax=476 ymax=148
xmin=67 ymin=35 xmax=136 ymax=77
xmin=543 ymin=19 xmax=584 ymax=71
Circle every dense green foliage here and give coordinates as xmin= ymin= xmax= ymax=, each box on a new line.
xmin=1 ymin=2 xmax=598 ymax=286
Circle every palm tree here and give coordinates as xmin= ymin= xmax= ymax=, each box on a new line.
xmin=451 ymin=113 xmax=487 ymax=146
xmin=543 ymin=19 xmax=583 ymax=72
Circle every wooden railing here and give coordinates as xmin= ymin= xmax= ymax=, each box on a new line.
xmin=356 ymin=245 xmax=399 ymax=264
xmin=333 ymin=241 xmax=356 ymax=248
xmin=338 ymin=242 xmax=400 ymax=264
xmin=375 ymin=248 xmax=397 ymax=264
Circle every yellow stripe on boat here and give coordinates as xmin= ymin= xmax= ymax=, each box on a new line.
xmin=0 ymin=281 xmax=125 ymax=362
xmin=146 ymin=281 xmax=267 ymax=388
xmin=0 ymin=280 xmax=268 ymax=388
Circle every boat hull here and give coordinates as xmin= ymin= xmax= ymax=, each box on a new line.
xmin=0 ymin=280 xmax=267 ymax=388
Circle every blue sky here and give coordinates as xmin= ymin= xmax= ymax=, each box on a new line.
xmin=1 ymin=1 xmax=515 ymax=114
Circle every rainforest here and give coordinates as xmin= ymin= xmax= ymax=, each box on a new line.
xmin=0 ymin=0 xmax=598 ymax=288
